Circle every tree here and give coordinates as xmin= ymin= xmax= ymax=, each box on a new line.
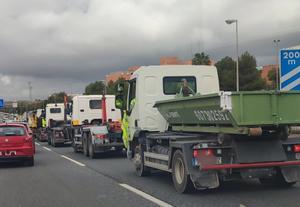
xmin=238 ymin=51 xmax=265 ymax=91
xmin=192 ymin=52 xmax=211 ymax=65
xmin=215 ymin=56 xmax=236 ymax=91
xmin=216 ymin=52 xmax=266 ymax=91
xmin=84 ymin=81 xmax=106 ymax=95
xmin=47 ymin=92 xmax=69 ymax=104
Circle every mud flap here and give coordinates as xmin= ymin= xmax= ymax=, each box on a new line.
xmin=280 ymin=166 xmax=300 ymax=182
xmin=234 ymin=138 xmax=287 ymax=163
xmin=190 ymin=171 xmax=219 ymax=190
xmin=179 ymin=142 xmax=220 ymax=189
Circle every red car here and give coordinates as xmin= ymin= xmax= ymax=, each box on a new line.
xmin=0 ymin=123 xmax=35 ymax=166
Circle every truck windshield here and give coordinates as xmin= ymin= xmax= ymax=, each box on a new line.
xmin=0 ymin=126 xmax=26 ymax=136
xmin=89 ymin=100 xmax=102 ymax=109
xmin=163 ymin=76 xmax=196 ymax=95
xmin=50 ymin=108 xmax=62 ymax=113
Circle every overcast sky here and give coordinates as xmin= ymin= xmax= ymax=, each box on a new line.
xmin=0 ymin=0 xmax=299 ymax=100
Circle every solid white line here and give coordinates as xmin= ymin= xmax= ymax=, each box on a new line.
xmin=43 ymin=147 xmax=52 ymax=151
xmin=119 ymin=183 xmax=174 ymax=207
xmin=35 ymin=142 xmax=40 ymax=146
xmin=61 ymin=155 xmax=86 ymax=167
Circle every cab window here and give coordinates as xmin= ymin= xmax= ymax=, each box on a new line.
xmin=163 ymin=76 xmax=196 ymax=95
xmin=89 ymin=100 xmax=102 ymax=109
xmin=50 ymin=108 xmax=61 ymax=114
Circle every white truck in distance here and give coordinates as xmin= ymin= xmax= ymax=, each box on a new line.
xmin=71 ymin=95 xmax=121 ymax=126
xmin=45 ymin=103 xmax=66 ymax=128
xmin=70 ymin=95 xmax=123 ymax=158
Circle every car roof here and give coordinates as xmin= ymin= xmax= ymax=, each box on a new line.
xmin=0 ymin=123 xmax=27 ymax=128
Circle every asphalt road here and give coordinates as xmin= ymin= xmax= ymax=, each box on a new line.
xmin=2 ymin=142 xmax=300 ymax=207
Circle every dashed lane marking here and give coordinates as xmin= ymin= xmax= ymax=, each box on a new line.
xmin=61 ymin=155 xmax=86 ymax=167
xmin=35 ymin=142 xmax=40 ymax=146
xmin=43 ymin=147 xmax=52 ymax=151
xmin=119 ymin=183 xmax=174 ymax=207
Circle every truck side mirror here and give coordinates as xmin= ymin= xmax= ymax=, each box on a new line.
xmin=115 ymin=94 xmax=124 ymax=110
xmin=66 ymin=103 xmax=72 ymax=115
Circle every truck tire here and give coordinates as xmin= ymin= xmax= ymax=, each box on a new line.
xmin=72 ymin=141 xmax=79 ymax=153
xmin=83 ymin=134 xmax=89 ymax=157
xmin=47 ymin=132 xmax=51 ymax=145
xmin=51 ymin=136 xmax=56 ymax=147
xmin=88 ymin=135 xmax=96 ymax=159
xmin=259 ymin=170 xmax=296 ymax=187
xmin=48 ymin=137 xmax=51 ymax=145
xmin=134 ymin=145 xmax=150 ymax=177
xmin=172 ymin=150 xmax=194 ymax=193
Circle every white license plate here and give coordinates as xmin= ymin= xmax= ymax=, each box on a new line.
xmin=296 ymin=153 xmax=300 ymax=160
xmin=0 ymin=151 xmax=17 ymax=156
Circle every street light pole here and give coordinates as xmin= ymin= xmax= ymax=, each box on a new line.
xmin=273 ymin=39 xmax=280 ymax=90
xmin=225 ymin=19 xmax=239 ymax=91
xmin=101 ymin=79 xmax=107 ymax=95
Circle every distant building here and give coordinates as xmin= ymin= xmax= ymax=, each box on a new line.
xmin=260 ymin=64 xmax=278 ymax=85
xmin=160 ymin=56 xmax=192 ymax=65
xmin=106 ymin=66 xmax=140 ymax=83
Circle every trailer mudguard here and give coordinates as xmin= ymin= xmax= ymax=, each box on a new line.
xmin=170 ymin=141 xmax=219 ymax=189
xmin=280 ymin=166 xmax=300 ymax=182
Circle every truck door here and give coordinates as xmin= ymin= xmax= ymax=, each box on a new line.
xmin=127 ymin=79 xmax=138 ymax=141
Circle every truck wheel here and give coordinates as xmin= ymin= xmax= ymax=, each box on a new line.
xmin=48 ymin=138 xmax=51 ymax=145
xmin=172 ymin=150 xmax=194 ymax=193
xmin=72 ymin=141 xmax=79 ymax=153
xmin=89 ymin=138 xmax=96 ymax=159
xmin=134 ymin=145 xmax=150 ymax=176
xmin=259 ymin=170 xmax=296 ymax=187
xmin=51 ymin=137 xmax=56 ymax=147
xmin=83 ymin=135 xmax=89 ymax=157
xmin=47 ymin=133 xmax=51 ymax=145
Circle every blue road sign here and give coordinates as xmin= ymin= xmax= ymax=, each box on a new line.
xmin=280 ymin=48 xmax=300 ymax=90
xmin=0 ymin=99 xmax=4 ymax=108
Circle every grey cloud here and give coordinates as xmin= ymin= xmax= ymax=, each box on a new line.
xmin=0 ymin=0 xmax=299 ymax=100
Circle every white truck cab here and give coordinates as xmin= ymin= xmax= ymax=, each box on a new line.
xmin=124 ymin=65 xmax=220 ymax=140
xmin=71 ymin=95 xmax=121 ymax=126
xmin=45 ymin=103 xmax=66 ymax=127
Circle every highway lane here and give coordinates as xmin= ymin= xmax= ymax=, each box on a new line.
xmin=0 ymin=143 xmax=157 ymax=207
xmin=43 ymin=142 xmax=300 ymax=207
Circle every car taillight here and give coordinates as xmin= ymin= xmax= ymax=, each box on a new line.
xmin=95 ymin=134 xmax=106 ymax=139
xmin=293 ymin=145 xmax=300 ymax=153
xmin=193 ymin=149 xmax=199 ymax=158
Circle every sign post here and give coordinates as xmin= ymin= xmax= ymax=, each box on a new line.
xmin=280 ymin=47 xmax=300 ymax=90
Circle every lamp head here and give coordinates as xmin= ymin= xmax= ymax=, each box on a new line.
xmin=225 ymin=19 xmax=237 ymax=24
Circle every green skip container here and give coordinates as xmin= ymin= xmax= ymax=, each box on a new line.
xmin=154 ymin=91 xmax=300 ymax=135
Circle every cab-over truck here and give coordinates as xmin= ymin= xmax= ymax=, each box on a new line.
xmin=70 ymin=95 xmax=123 ymax=158
xmin=115 ymin=65 xmax=300 ymax=193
